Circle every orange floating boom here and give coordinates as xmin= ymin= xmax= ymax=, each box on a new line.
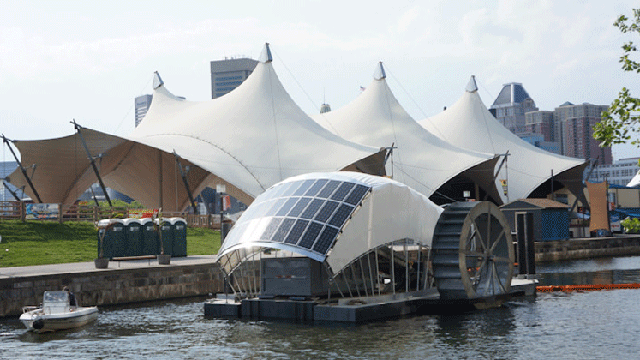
xmin=536 ymin=283 xmax=640 ymax=292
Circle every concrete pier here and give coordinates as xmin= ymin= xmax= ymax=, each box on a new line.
xmin=536 ymin=235 xmax=640 ymax=262
xmin=0 ymin=256 xmax=223 ymax=317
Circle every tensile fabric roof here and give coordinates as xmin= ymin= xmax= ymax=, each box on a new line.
xmin=418 ymin=76 xmax=587 ymax=203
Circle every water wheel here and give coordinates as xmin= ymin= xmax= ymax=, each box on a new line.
xmin=431 ymin=201 xmax=515 ymax=309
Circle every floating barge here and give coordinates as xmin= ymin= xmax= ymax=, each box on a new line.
xmin=205 ymin=172 xmax=535 ymax=323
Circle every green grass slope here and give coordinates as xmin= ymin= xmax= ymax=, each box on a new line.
xmin=0 ymin=220 xmax=221 ymax=267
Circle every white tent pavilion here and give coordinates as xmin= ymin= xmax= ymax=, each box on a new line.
xmin=7 ymin=44 xmax=385 ymax=211
xmin=312 ymin=63 xmax=501 ymax=204
xmin=418 ymin=76 xmax=587 ymax=203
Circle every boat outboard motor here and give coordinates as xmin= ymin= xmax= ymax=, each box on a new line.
xmin=32 ymin=318 xmax=45 ymax=330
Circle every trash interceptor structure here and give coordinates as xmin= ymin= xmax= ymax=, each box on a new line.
xmin=212 ymin=171 xmax=516 ymax=321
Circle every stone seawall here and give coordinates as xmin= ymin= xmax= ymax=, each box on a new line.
xmin=536 ymin=236 xmax=640 ymax=262
xmin=0 ymin=263 xmax=224 ymax=318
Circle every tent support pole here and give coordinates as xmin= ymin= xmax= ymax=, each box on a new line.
xmin=2 ymin=135 xmax=42 ymax=203
xmin=173 ymin=152 xmax=198 ymax=214
xmin=71 ymin=120 xmax=112 ymax=207
xmin=3 ymin=181 xmax=22 ymax=201
xmin=88 ymin=184 xmax=100 ymax=207
xmin=158 ymin=149 xmax=163 ymax=209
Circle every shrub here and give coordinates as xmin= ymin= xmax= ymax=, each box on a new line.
xmin=621 ymin=217 xmax=640 ymax=233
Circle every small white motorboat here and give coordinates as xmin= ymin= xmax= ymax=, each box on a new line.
xmin=20 ymin=291 xmax=98 ymax=333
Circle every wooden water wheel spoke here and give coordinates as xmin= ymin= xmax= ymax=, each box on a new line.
xmin=493 ymin=261 xmax=507 ymax=294
xmin=490 ymin=229 xmax=506 ymax=253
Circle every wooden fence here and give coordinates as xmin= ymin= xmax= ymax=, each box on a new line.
xmin=0 ymin=201 xmax=222 ymax=229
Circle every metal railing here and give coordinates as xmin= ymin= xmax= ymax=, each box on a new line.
xmin=0 ymin=201 xmax=222 ymax=229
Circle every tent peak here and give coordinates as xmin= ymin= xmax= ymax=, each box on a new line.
xmin=153 ymin=71 xmax=164 ymax=90
xmin=465 ymin=75 xmax=478 ymax=93
xmin=374 ymin=62 xmax=386 ymax=80
xmin=259 ymin=43 xmax=273 ymax=63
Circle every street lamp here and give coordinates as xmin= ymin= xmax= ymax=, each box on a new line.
xmin=216 ymin=184 xmax=226 ymax=242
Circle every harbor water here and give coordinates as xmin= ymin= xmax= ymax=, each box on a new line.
xmin=2 ymin=256 xmax=640 ymax=359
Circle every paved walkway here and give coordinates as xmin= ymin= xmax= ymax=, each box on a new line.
xmin=0 ymin=255 xmax=219 ymax=279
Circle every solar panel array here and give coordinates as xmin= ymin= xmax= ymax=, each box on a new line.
xmin=227 ymin=178 xmax=371 ymax=256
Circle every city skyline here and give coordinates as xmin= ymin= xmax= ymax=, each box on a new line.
xmin=1 ymin=1 xmax=639 ymax=161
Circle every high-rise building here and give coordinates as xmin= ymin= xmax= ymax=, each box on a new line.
xmin=525 ymin=110 xmax=555 ymax=142
xmin=135 ymin=94 xmax=153 ymax=127
xmin=489 ymin=82 xmax=538 ymax=135
xmin=210 ymin=57 xmax=258 ymax=99
xmin=554 ymin=102 xmax=612 ymax=165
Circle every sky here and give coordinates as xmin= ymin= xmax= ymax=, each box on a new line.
xmin=1 ymin=0 xmax=639 ymax=161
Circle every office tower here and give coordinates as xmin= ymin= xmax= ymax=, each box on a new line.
xmin=489 ymin=82 xmax=538 ymax=135
xmin=210 ymin=57 xmax=258 ymax=99
xmin=135 ymin=94 xmax=153 ymax=127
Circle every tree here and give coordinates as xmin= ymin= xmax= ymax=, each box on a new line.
xmin=593 ymin=9 xmax=640 ymax=152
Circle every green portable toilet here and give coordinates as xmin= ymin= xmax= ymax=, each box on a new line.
xmin=141 ymin=218 xmax=159 ymax=255
xmin=97 ymin=219 xmax=125 ymax=258
xmin=123 ymin=218 xmax=144 ymax=256
xmin=171 ymin=218 xmax=188 ymax=257
xmin=155 ymin=218 xmax=174 ymax=256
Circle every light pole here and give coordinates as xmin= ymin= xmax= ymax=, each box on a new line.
xmin=216 ymin=184 xmax=226 ymax=242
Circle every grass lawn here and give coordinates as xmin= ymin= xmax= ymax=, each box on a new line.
xmin=0 ymin=220 xmax=221 ymax=267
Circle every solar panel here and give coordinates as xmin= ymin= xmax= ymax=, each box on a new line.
xmin=254 ymin=199 xmax=276 ymax=218
xmin=269 ymin=182 xmax=291 ymax=199
xmin=287 ymin=197 xmax=312 ymax=218
xmin=281 ymin=181 xmax=303 ymax=197
xmin=330 ymin=182 xmax=356 ymax=201
xmin=344 ymin=184 xmax=370 ymax=205
xmin=328 ymin=203 xmax=355 ymax=228
xmin=317 ymin=180 xmax=341 ymax=198
xmin=275 ymin=197 xmax=299 ymax=216
xmin=304 ymin=179 xmax=329 ymax=197
xmin=315 ymin=200 xmax=339 ymax=223
xmin=267 ymin=197 xmax=289 ymax=216
xmin=298 ymin=221 xmax=323 ymax=249
xmin=293 ymin=179 xmax=315 ymax=196
xmin=227 ymin=176 xmax=373 ymax=257
xmin=272 ymin=218 xmax=296 ymax=243
xmin=284 ymin=219 xmax=309 ymax=244
xmin=313 ymin=226 xmax=340 ymax=254
xmin=300 ymin=199 xmax=324 ymax=219
xmin=261 ymin=217 xmax=283 ymax=241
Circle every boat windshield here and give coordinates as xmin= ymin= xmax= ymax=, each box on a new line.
xmin=43 ymin=291 xmax=69 ymax=304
